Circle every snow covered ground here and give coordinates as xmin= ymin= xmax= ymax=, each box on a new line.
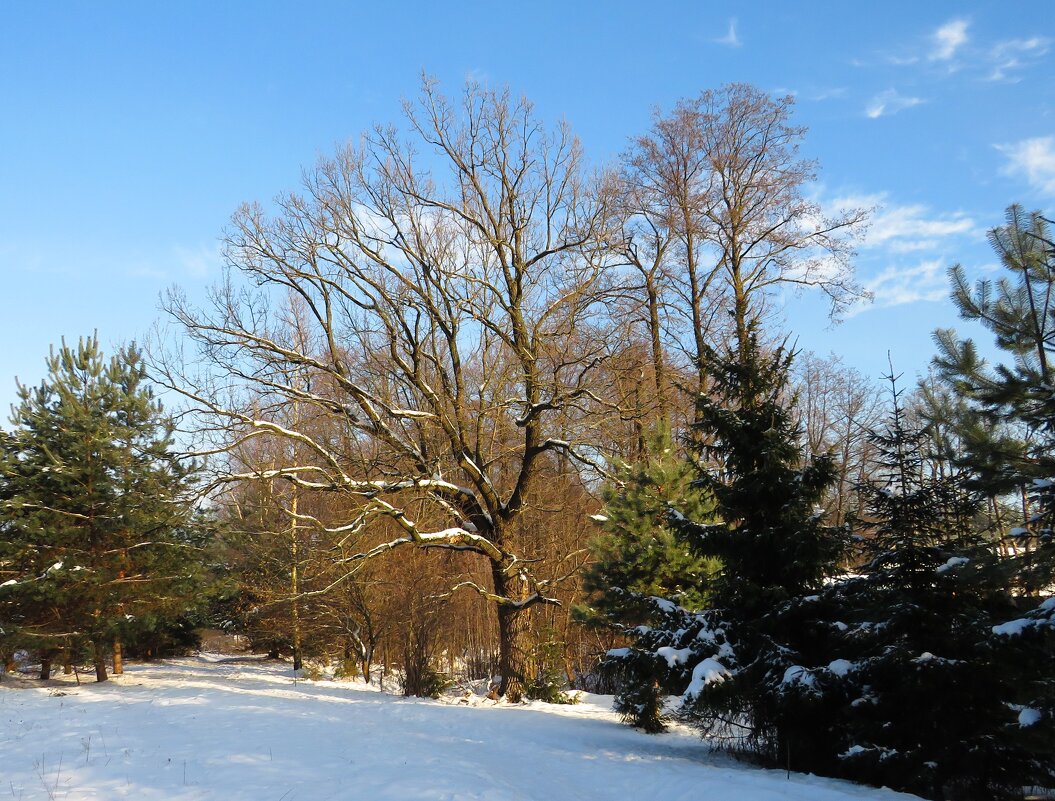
xmin=0 ymin=655 xmax=921 ymax=801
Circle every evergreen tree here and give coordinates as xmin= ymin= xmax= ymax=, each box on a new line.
xmin=607 ymin=331 xmax=847 ymax=756
xmin=928 ymin=204 xmax=1055 ymax=772
xmin=0 ymin=336 xmax=204 ymax=681
xmin=816 ymin=376 xmax=1046 ymax=799
xmin=580 ymin=426 xmax=720 ymax=730
xmin=581 ymin=425 xmax=719 ymax=625
xmin=933 ymin=204 xmax=1055 ymax=587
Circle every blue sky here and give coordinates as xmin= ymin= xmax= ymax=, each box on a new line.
xmin=1 ymin=1 xmax=1053 ymax=413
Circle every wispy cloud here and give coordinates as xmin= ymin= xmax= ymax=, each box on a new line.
xmin=809 ymin=87 xmax=847 ymax=102
xmin=864 ymin=201 xmax=977 ymax=249
xmin=988 ymin=37 xmax=1051 ymax=81
xmin=828 ymin=193 xmax=979 ymax=313
xmin=865 ymin=89 xmax=925 ymax=119
xmin=783 ymin=86 xmax=848 ymax=102
xmin=714 ymin=18 xmax=741 ymax=48
xmin=997 ymin=137 xmax=1055 ymax=195
xmin=870 ymin=17 xmax=1049 ymax=83
xmin=171 ymin=243 xmax=223 ymax=279
xmin=864 ymin=258 xmax=951 ymax=309
xmin=929 ymin=18 xmax=969 ymax=61
xmin=827 ymin=193 xmax=978 ymax=249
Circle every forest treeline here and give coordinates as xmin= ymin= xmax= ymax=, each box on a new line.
xmin=1 ymin=80 xmax=1052 ymax=799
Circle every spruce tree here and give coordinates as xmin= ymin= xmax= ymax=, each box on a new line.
xmin=607 ymin=330 xmax=847 ymax=758
xmin=816 ymin=376 xmax=1045 ymax=799
xmin=0 ymin=336 xmax=203 ymax=681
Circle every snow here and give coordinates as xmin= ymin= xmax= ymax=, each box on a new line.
xmin=991 ymin=597 xmax=1055 ymax=637
xmin=656 ymin=646 xmax=693 ymax=667
xmin=649 ymin=596 xmax=680 ymax=613
xmin=1019 ymin=707 xmax=1043 ymax=727
xmin=684 ymin=657 xmax=731 ymax=697
xmin=0 ymin=655 xmax=923 ymax=801
xmin=993 ymin=617 xmax=1033 ymax=636
xmin=827 ymin=659 xmax=854 ymax=677
xmin=935 ymin=556 xmax=969 ymax=573
xmin=782 ymin=665 xmax=816 ymax=687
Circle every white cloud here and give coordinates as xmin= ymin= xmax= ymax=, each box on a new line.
xmin=825 ymin=193 xmax=978 ymax=251
xmin=865 ymin=89 xmax=925 ymax=119
xmin=887 ymin=54 xmax=920 ymax=67
xmin=866 ymin=204 xmax=976 ymax=248
xmin=809 ymin=87 xmax=847 ymax=101
xmin=172 ymin=244 xmax=223 ymax=279
xmin=714 ymin=18 xmax=741 ymax=48
xmin=988 ymin=36 xmax=1051 ymax=81
xmin=826 ymin=193 xmax=979 ymax=314
xmin=862 ymin=258 xmax=950 ymax=310
xmin=929 ymin=18 xmax=969 ymax=61
xmin=125 ymin=243 xmax=222 ymax=281
xmin=873 ymin=18 xmax=1048 ymax=82
xmin=997 ymin=137 xmax=1055 ymax=195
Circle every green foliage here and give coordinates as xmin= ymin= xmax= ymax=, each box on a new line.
xmin=334 ymin=657 xmax=360 ymax=680
xmin=812 ymin=381 xmax=1047 ymax=799
xmin=582 ymin=425 xmax=720 ymax=727
xmin=924 ymin=205 xmax=1055 ymax=790
xmin=0 ymin=336 xmax=206 ymax=672
xmin=682 ymin=336 xmax=845 ymax=615
xmin=931 ymin=204 xmax=1055 ymax=584
xmin=581 ymin=426 xmax=720 ymax=627
xmin=609 ymin=332 xmax=847 ymax=746
xmin=400 ymin=661 xmax=452 ymax=699
xmin=524 ymin=628 xmax=577 ymax=704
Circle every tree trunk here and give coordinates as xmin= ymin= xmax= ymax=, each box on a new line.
xmin=361 ymin=641 xmax=373 ymax=685
xmin=113 ymin=639 xmax=123 ymax=675
xmin=645 ymin=278 xmax=669 ymax=423
xmin=492 ymin=564 xmax=526 ymax=701
xmin=288 ymin=398 xmax=303 ymax=673
xmin=40 ymin=655 xmax=52 ymax=681
xmin=93 ymin=642 xmax=109 ymax=683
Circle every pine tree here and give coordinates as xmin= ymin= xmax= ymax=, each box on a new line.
xmin=0 ymin=336 xmax=204 ymax=681
xmin=928 ymin=204 xmax=1055 ymax=776
xmin=581 ymin=425 xmax=719 ymax=625
xmin=816 ymin=376 xmax=1051 ymax=799
xmin=607 ymin=330 xmax=847 ymax=757
xmin=933 ymin=204 xmax=1055 ymax=588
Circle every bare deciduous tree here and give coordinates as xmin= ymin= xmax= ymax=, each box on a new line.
xmin=794 ymin=351 xmax=884 ymax=525
xmin=155 ymin=79 xmax=616 ymax=697
xmin=617 ymin=84 xmax=870 ymax=380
